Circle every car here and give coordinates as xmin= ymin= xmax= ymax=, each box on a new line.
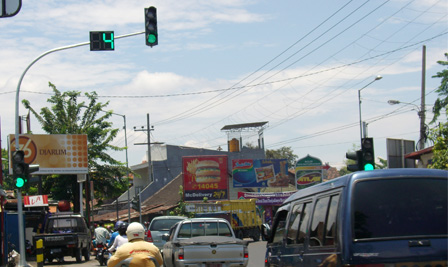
xmin=145 ymin=215 xmax=187 ymax=250
xmin=263 ymin=168 xmax=448 ymax=266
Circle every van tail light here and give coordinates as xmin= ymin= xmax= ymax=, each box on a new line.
xmin=178 ymin=248 xmax=184 ymax=260
xmin=244 ymin=246 xmax=248 ymax=258
xmin=147 ymin=230 xmax=153 ymax=242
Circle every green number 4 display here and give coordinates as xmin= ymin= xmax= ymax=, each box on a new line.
xmin=90 ymin=31 xmax=114 ymax=51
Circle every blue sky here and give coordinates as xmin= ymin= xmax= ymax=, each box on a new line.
xmin=1 ymin=0 xmax=447 ymax=169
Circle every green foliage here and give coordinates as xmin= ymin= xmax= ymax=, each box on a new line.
xmin=428 ymin=121 xmax=448 ymax=170
xmin=169 ymin=186 xmax=194 ymax=218
xmin=431 ymin=53 xmax=448 ymax=123
xmin=266 ymin=146 xmax=298 ymax=167
xmin=22 ymin=82 xmax=130 ymax=209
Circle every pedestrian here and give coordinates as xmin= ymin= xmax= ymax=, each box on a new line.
xmin=94 ymin=222 xmax=111 ymax=246
xmin=109 ymin=222 xmax=128 ymax=253
xmin=107 ymin=222 xmax=163 ymax=267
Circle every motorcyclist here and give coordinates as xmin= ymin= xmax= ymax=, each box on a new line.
xmin=109 ymin=222 xmax=129 ymax=253
xmin=108 ymin=221 xmax=124 ymax=247
xmin=107 ymin=222 xmax=163 ymax=267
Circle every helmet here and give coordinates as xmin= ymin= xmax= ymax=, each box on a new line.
xmin=126 ymin=222 xmax=145 ymax=241
xmin=114 ymin=220 xmax=124 ymax=230
xmin=118 ymin=222 xmax=129 ymax=236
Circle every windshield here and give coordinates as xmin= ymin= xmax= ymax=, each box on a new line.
xmin=150 ymin=219 xmax=184 ymax=231
xmin=352 ymin=178 xmax=447 ymax=240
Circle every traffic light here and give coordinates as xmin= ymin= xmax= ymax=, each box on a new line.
xmin=12 ymin=150 xmax=27 ymax=189
xmin=144 ymin=6 xmax=158 ymax=47
xmin=90 ymin=31 xmax=114 ymax=51
xmin=361 ymin=137 xmax=375 ymax=171
xmin=346 ymin=149 xmax=363 ymax=172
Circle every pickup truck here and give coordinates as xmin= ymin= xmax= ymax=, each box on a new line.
xmin=162 ymin=217 xmax=249 ymax=267
xmin=32 ymin=213 xmax=91 ymax=263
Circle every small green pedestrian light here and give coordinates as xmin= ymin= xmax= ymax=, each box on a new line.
xmin=147 ymin=34 xmax=157 ymax=44
xmin=364 ymin=163 xmax=374 ymax=171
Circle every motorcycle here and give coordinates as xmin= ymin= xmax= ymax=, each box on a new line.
xmin=95 ymin=243 xmax=109 ymax=266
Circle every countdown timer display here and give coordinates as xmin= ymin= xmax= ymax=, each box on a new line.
xmin=90 ymin=31 xmax=114 ymax=51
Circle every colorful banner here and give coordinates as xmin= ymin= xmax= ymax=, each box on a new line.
xmin=237 ymin=191 xmax=296 ymax=205
xmin=232 ymin=159 xmax=288 ymax=188
xmin=9 ymin=134 xmax=88 ymax=174
xmin=183 ymin=155 xmax=228 ymax=201
xmin=295 ymin=155 xmax=323 ymax=189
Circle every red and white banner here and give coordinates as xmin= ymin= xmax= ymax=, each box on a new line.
xmin=24 ymin=195 xmax=49 ymax=207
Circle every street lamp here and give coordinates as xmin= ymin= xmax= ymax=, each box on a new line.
xmin=388 ymin=99 xmax=426 ymax=150
xmin=358 ymin=75 xmax=383 ymax=143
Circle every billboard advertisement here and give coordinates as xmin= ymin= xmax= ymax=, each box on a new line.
xmin=232 ymin=159 xmax=288 ymax=188
xmin=295 ymin=155 xmax=323 ymax=189
xmin=9 ymin=134 xmax=88 ymax=174
xmin=237 ymin=191 xmax=296 ymax=205
xmin=183 ymin=155 xmax=228 ymax=201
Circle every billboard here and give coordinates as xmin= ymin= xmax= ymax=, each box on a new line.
xmin=237 ymin=191 xmax=296 ymax=205
xmin=232 ymin=159 xmax=288 ymax=188
xmin=9 ymin=134 xmax=88 ymax=174
xmin=295 ymin=155 xmax=323 ymax=190
xmin=183 ymin=155 xmax=228 ymax=201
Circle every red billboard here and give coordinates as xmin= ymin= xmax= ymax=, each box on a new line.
xmin=183 ymin=155 xmax=228 ymax=201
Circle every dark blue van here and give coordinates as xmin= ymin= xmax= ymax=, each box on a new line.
xmin=264 ymin=168 xmax=448 ymax=267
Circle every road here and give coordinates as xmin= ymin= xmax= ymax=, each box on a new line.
xmin=25 ymin=241 xmax=267 ymax=267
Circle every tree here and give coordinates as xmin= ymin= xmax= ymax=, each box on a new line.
xmin=22 ymin=82 xmax=129 ymax=211
xmin=430 ymin=53 xmax=448 ymax=123
xmin=427 ymin=53 xmax=448 ymax=170
xmin=265 ymin=146 xmax=298 ymax=167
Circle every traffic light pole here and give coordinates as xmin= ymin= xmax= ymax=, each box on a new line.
xmin=13 ymin=31 xmax=144 ymax=267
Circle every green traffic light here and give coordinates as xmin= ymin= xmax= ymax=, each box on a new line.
xmin=15 ymin=177 xmax=26 ymax=188
xmin=147 ymin=34 xmax=157 ymax=44
xmin=364 ymin=163 xmax=374 ymax=171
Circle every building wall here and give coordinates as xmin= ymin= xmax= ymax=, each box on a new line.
xmin=119 ymin=144 xmax=266 ymax=203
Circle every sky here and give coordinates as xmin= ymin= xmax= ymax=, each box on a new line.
xmin=1 ymin=0 xmax=447 ymax=170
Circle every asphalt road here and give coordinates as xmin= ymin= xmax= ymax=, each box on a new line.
xmin=24 ymin=241 xmax=267 ymax=267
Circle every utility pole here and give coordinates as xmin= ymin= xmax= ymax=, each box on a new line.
xmin=419 ymin=45 xmax=426 ymax=150
xmin=134 ymin=113 xmax=154 ymax=183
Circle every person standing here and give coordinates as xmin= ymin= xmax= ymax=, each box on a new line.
xmin=107 ymin=222 xmax=163 ymax=267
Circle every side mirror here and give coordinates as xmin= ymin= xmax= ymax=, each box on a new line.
xmin=261 ymin=223 xmax=271 ymax=242
xmin=161 ymin=233 xmax=170 ymax=241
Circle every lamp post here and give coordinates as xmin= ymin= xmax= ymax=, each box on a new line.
xmin=110 ymin=112 xmax=131 ymax=223
xmin=358 ymin=75 xmax=383 ymax=143
xmin=388 ymin=99 xmax=426 ymax=150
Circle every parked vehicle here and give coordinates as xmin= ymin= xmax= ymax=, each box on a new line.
xmin=32 ymin=213 xmax=91 ymax=263
xmin=95 ymin=242 xmax=109 ymax=266
xmin=190 ymin=199 xmax=263 ymax=241
xmin=162 ymin=217 xmax=249 ymax=267
xmin=263 ymin=168 xmax=448 ymax=267
xmin=145 ymin=215 xmax=187 ymax=251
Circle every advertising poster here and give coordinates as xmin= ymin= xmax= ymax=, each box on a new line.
xmin=183 ymin=155 xmax=228 ymax=201
xmin=295 ymin=155 xmax=323 ymax=190
xmin=232 ymin=159 xmax=288 ymax=188
xmin=9 ymin=134 xmax=88 ymax=174
xmin=237 ymin=191 xmax=296 ymax=205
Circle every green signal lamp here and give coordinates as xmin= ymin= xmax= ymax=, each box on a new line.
xmin=364 ymin=163 xmax=374 ymax=171
xmin=15 ymin=177 xmax=26 ymax=188
xmin=147 ymin=34 xmax=157 ymax=44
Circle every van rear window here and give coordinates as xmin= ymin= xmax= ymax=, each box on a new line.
xmin=353 ymin=178 xmax=447 ymax=240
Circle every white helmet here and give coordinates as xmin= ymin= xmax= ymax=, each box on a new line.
xmin=126 ymin=222 xmax=145 ymax=241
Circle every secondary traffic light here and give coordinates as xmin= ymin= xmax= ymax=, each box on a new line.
xmin=346 ymin=150 xmax=363 ymax=172
xmin=90 ymin=31 xmax=114 ymax=51
xmin=144 ymin=6 xmax=158 ymax=47
xmin=12 ymin=150 xmax=27 ymax=189
xmin=361 ymin=137 xmax=375 ymax=171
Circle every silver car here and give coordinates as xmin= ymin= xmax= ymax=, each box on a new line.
xmin=145 ymin=215 xmax=187 ymax=250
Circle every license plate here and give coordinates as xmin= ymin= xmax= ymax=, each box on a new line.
xmin=50 ymin=248 xmax=62 ymax=253
xmin=206 ymin=264 xmax=222 ymax=267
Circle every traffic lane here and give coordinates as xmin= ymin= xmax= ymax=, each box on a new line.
xmin=26 ymin=256 xmax=99 ymax=266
